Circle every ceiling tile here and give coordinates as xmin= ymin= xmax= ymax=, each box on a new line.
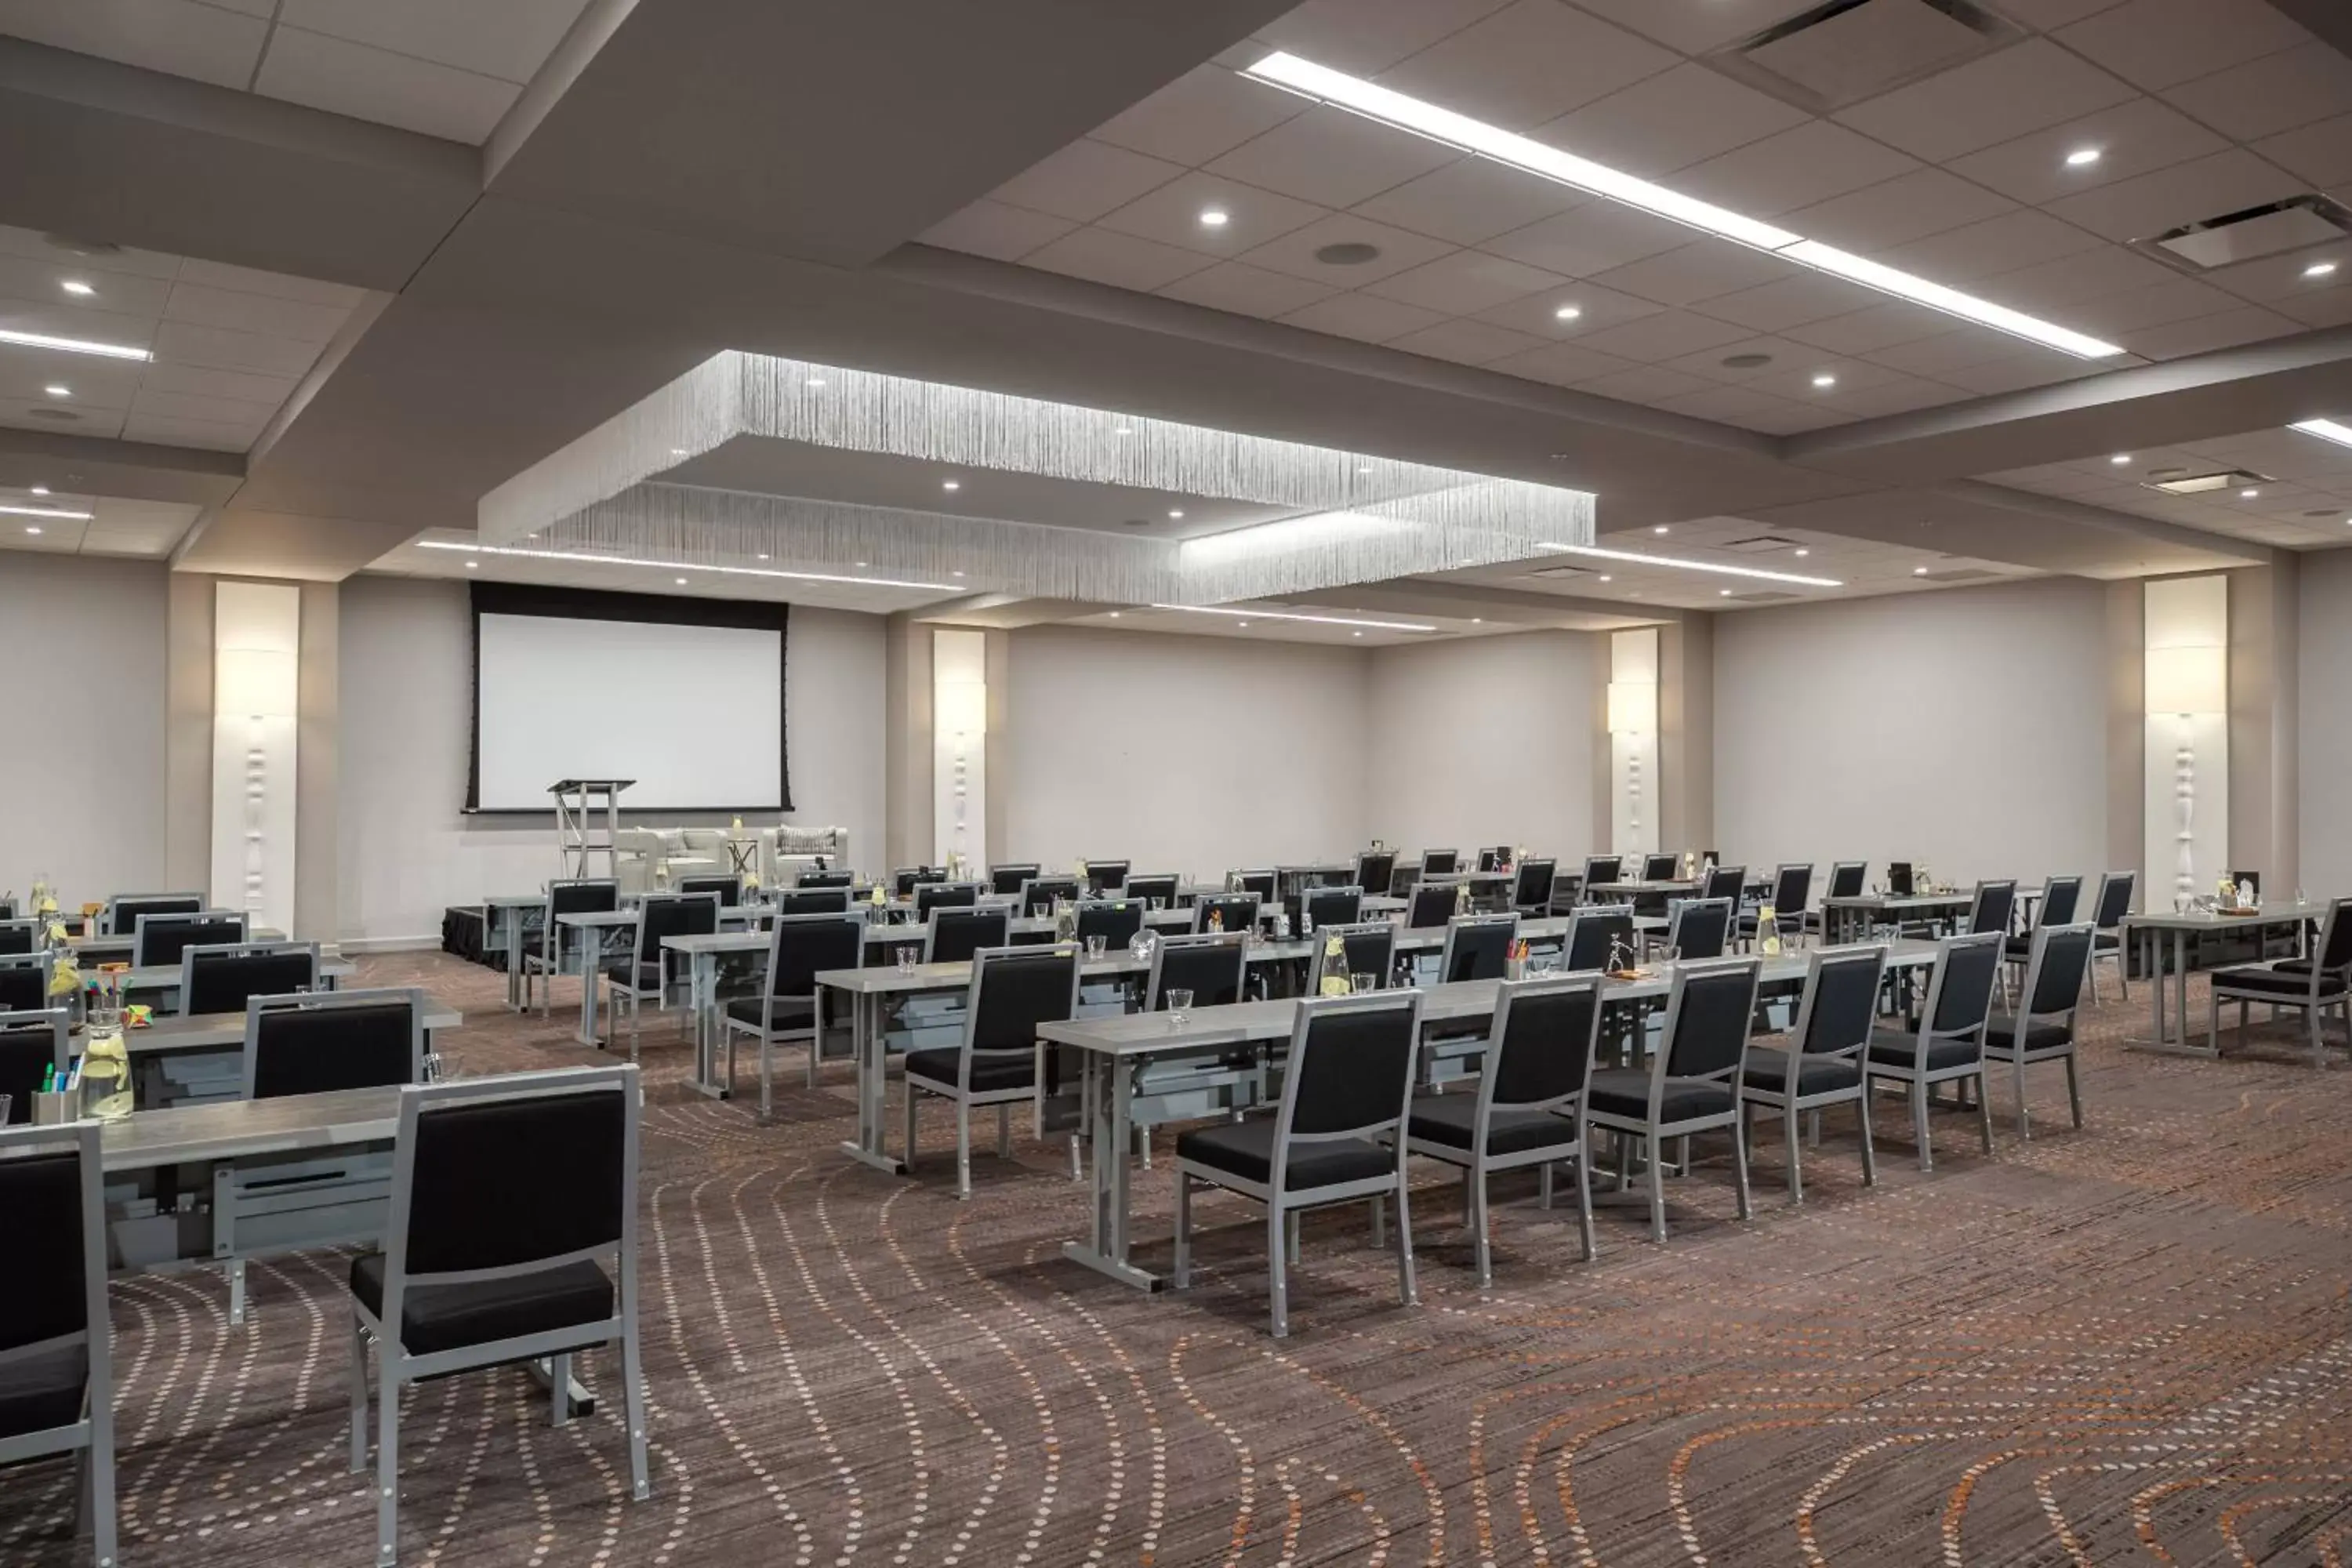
xmin=2162 ymin=41 xmax=2352 ymax=143
xmin=1780 ymin=300 xmax=1963 ymax=355
xmin=1570 ymin=308 xmax=1754 ymax=362
xmin=139 ymin=361 xmax=301 ymax=405
xmin=918 ymin=198 xmax=1075 ymax=263
xmin=1239 ymin=212 xmax=1458 ymax=286
xmin=1351 ymin=158 xmax=1588 ymax=245
xmin=0 ymin=0 xmax=264 ymax=89
xmin=0 ymin=349 xmax=141 ymax=405
xmin=2198 ymin=249 xmax=2352 ymax=305
xmin=0 ymin=398 xmax=126 ymax=440
xmin=2041 ymin=148 xmax=2306 ymax=243
xmin=149 ymin=320 xmax=328 ymax=377
xmin=1650 ymin=383 xmax=1812 ymax=426
xmin=1658 ymin=333 xmax=1817 ymax=383
xmin=0 ymin=256 xmax=172 ymax=318
xmin=2270 ymin=285 xmax=2352 ymax=329
xmin=1254 ymin=0 xmax=1515 ymax=75
xmin=2056 ymin=0 xmax=2312 ymax=93
xmin=0 ymin=226 xmax=182 ymax=282
xmin=120 ymin=411 xmax=256 ymax=452
xmin=1942 ymin=96 xmax=2228 ymax=208
xmin=275 ymin=0 xmax=589 ymax=83
xmin=1007 ymin=227 xmax=1216 ymax=292
xmin=989 ymin=140 xmax=1185 ymax=224
xmin=0 ymin=296 xmax=159 ymax=350
xmin=1275 ymin=290 xmax=1450 ymax=344
xmin=171 ymin=257 xmax=367 ymax=309
xmin=1156 ymin=261 xmax=1335 ymax=320
xmin=1565 ymin=0 xmax=1823 ymax=54
xmin=128 ymin=385 xmax=276 ymax=425
xmin=1813 ymin=374 xmax=1973 ymax=417
xmin=1087 ymin=64 xmax=1309 ymax=167
xmin=1934 ymin=348 xmax=2105 ymax=394
xmin=1838 ymin=38 xmax=2139 ymax=163
xmin=1587 ymin=237 xmax=1800 ymax=307
xmin=1480 ymin=200 xmax=1697 ymax=276
xmin=1976 ymin=243 xmax=2176 ymax=310
xmin=1673 ymin=121 xmax=1922 ymax=217
xmin=1383 ymin=317 xmax=1549 ymax=365
xmin=1468 ymin=278 xmax=1663 ymax=336
xmin=1483 ymin=339 xmax=1639 ymax=387
xmin=2252 ymin=112 xmax=2352 ymax=190
xmin=1862 ymin=324 xmax=2033 ymax=376
xmin=164 ymin=281 xmax=350 ymax=343
xmin=1205 ymin=105 xmax=1461 ymax=209
xmin=1571 ymin=364 xmax=1715 ymax=405
xmin=1874 ymin=209 xmax=2108 ymax=281
xmin=1994 ymin=0 xmax=2130 ymax=27
xmin=1697 ymin=269 xmax=1885 ymax=332
xmin=255 ymin=26 xmax=519 ymax=143
xmin=1377 ymin=0 xmax=1676 ymax=130
xmin=1094 ymin=171 xmax=1329 ymax=257
xmin=1780 ymin=168 xmax=2016 ymax=254
xmin=2062 ymin=275 xmax=2251 ymax=335
xmin=1531 ymin=62 xmax=1811 ymax=178
xmin=1743 ymin=357 xmax=1907 ymax=402
xmin=1361 ymin=249 xmax=1566 ymax=313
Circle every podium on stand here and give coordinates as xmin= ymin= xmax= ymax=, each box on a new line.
xmin=550 ymin=779 xmax=633 ymax=877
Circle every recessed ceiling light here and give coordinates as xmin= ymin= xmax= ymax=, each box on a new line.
xmin=757 ymin=553 xmax=769 ymax=560
xmin=1534 ymin=542 xmax=1843 ymax=587
xmin=1913 ymin=566 xmax=1929 ymax=575
xmin=1652 ymin=524 xmax=1668 ymax=535
xmin=2292 ymin=418 xmax=2352 ymax=448
xmin=952 ymin=569 xmax=964 ymax=576
xmin=942 ymin=479 xmax=960 ymax=491
xmin=1471 ymin=617 xmax=1483 ymax=623
xmin=1199 ymin=208 xmax=1230 ymax=227
xmin=805 ymin=377 xmax=826 ymax=387
xmin=60 ymin=279 xmax=93 ymax=296
xmin=2111 ymin=453 xmax=2132 ymax=465
xmin=1238 ymin=621 xmax=1250 ymax=628
xmin=29 ymin=485 xmax=48 ymax=495
xmin=854 ymin=561 xmax=866 ymax=568
xmin=1356 ymin=465 xmax=1372 ymax=474
xmin=670 ymin=448 xmax=688 ymax=457
xmin=1793 ymin=548 xmax=1809 ymax=557
xmin=1243 ymin=52 xmax=2125 ymax=359
xmin=1811 ymin=372 xmax=1837 ymax=389
xmin=42 ymin=385 xmax=69 ymax=398
xmin=1598 ymin=575 xmax=1613 ymax=582
xmin=465 ymin=561 xmax=478 ymax=569
xmin=1719 ymin=588 xmax=1732 ymax=596
xmin=412 ymin=540 xmax=954 ymax=590
xmin=2241 ymin=487 xmax=2259 ymax=498
xmin=24 ymin=525 xmax=41 ymax=535
xmin=1553 ymin=303 xmax=1582 ymax=321
xmin=1114 ymin=426 xmax=1132 ymax=436
xmin=675 ymin=576 xmax=688 ymax=585
xmin=0 ymin=503 xmax=91 ymax=519
xmin=1109 ymin=611 xmax=1120 ymax=618
xmin=2304 ymin=261 xmax=2338 ymax=279
xmin=1168 ymin=509 xmax=1184 ymax=520
xmin=2064 ymin=147 xmax=2102 ymax=167
xmin=0 ymin=328 xmax=150 ymax=361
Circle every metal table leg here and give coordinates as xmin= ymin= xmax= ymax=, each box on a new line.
xmin=576 ymin=936 xmax=604 ymax=1049
xmin=506 ymin=908 xmax=525 ymax=1012
xmin=2126 ymin=925 xmax=2220 ymax=1057
xmin=528 ymin=1356 xmax=595 ymax=1417
xmin=840 ymin=989 xmax=906 ymax=1174
xmin=1062 ymin=1052 xmax=1161 ymax=1291
xmin=686 ymin=949 xmax=730 ymax=1101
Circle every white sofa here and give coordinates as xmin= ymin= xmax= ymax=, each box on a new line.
xmin=611 ymin=825 xmax=851 ymax=893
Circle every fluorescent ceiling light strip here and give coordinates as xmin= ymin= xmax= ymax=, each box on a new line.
xmin=0 ymin=328 xmax=153 ymax=361
xmin=1243 ymin=53 xmax=2124 ymax=360
xmin=1537 ymin=543 xmax=1843 ymax=587
xmin=0 ymin=503 xmax=93 ymax=520
xmin=418 ymin=539 xmax=956 ymax=591
xmin=1149 ymin=603 xmax=1436 ymax=632
xmin=2290 ymin=417 xmax=2352 ymax=448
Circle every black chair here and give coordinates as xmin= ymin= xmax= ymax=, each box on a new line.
xmin=2003 ymin=874 xmax=2082 ymax=991
xmin=1439 ymin=913 xmax=1519 ymax=984
xmin=0 ymin=1119 xmax=114 ymax=1566
xmin=677 ymin=874 xmax=739 ymax=908
xmin=902 ymin=946 xmax=1080 ymax=1197
xmin=2207 ymin=896 xmax=2352 ymax=1068
xmin=1231 ymin=869 xmax=1276 ymax=907
xmin=1301 ymin=884 xmax=1363 ymax=933
xmin=1145 ymin=933 xmax=1248 ymax=1012
xmin=989 ymin=863 xmax=1041 ymax=896
xmin=1865 ymin=931 xmax=2002 ymax=1171
xmin=244 ymin=987 xmax=426 ymax=1099
xmin=917 ymin=880 xmax=982 ymax=921
xmin=0 ymin=953 xmax=53 ymax=1014
xmin=925 ymin=906 xmax=1011 ymax=965
xmin=1512 ymin=858 xmax=1557 ymax=916
xmin=0 ymin=1007 xmax=69 ymax=1123
xmin=1985 ymin=923 xmax=2096 ymax=1138
xmin=1404 ymin=974 xmax=1602 ymax=1286
xmin=796 ymin=869 xmax=854 ymax=890
xmin=1740 ymin=864 xmax=1812 ymax=947
xmin=1074 ymin=898 xmax=1144 ymax=950
xmin=1353 ymin=851 xmax=1397 ymax=902
xmin=1888 ymin=862 xmax=1916 ymax=896
xmin=892 ymin=866 xmax=945 ymax=898
xmin=1806 ymin=862 xmax=1867 ymax=939
xmin=1642 ymin=853 xmax=1679 ymax=882
xmin=349 ymin=1067 xmax=649 ymax=1564
xmin=181 ymin=941 xmax=320 ymax=1017
xmin=1739 ymin=945 xmax=1886 ymax=1203
xmin=1563 ymin=906 xmax=1635 ymax=972
xmin=1701 ymin=863 xmax=1746 ymax=902
xmin=1173 ymin=989 xmax=1425 ymax=1338
xmin=1084 ymin=860 xmax=1131 ymax=894
xmin=133 ymin=910 xmax=246 ymax=968
xmin=525 ymin=879 xmax=621 ymax=1016
xmin=0 ymin=897 xmax=13 ymax=920
xmin=601 ymin=894 xmax=719 ymax=1058
xmin=1962 ymin=879 xmax=2018 ymax=940
xmin=1581 ymin=855 xmax=1623 ymax=898
xmin=1406 ymin=884 xmax=1458 ymax=931
xmin=1014 ymin=877 xmax=1077 ymax=919
xmin=1192 ymin=893 xmax=1258 ymax=935
xmin=0 ymin=917 xmax=38 ymax=956
xmin=1419 ymin=849 xmax=1458 ymax=878
xmin=1663 ymin=897 xmax=1733 ymax=961
xmin=2088 ymin=870 xmax=2136 ymax=1003
xmin=1585 ymin=957 xmax=1761 ymax=1241
xmin=776 ymin=887 xmax=853 ymax=915
xmin=1123 ymin=874 xmax=1179 ymax=909
xmin=1308 ymin=924 xmax=1396 ymax=994
xmin=725 ymin=913 xmax=865 ymax=1112
xmin=103 ymin=891 xmax=201 ymax=937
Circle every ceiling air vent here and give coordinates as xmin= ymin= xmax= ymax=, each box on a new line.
xmin=1722 ymin=534 xmax=1802 ymax=554
xmin=1916 ymin=567 xmax=1998 ymax=583
xmin=1710 ymin=0 xmax=2021 ymax=114
xmin=1520 ymin=564 xmax=1599 ymax=582
xmin=2137 ymin=194 xmax=2352 ymax=274
xmin=1727 ymin=590 xmax=1801 ymax=604
xmin=2144 ymin=469 xmax=2267 ymax=496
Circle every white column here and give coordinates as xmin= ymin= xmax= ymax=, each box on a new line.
xmin=931 ymin=628 xmax=986 ymax=877
xmin=212 ymin=581 xmax=302 ymax=934
xmin=1608 ymin=626 xmax=1658 ymax=858
xmin=2143 ymin=575 xmax=2227 ymax=906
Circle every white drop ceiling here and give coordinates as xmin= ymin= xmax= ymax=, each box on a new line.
xmin=0 ymin=0 xmax=594 ymax=143
xmin=1987 ymin=423 xmax=2352 ymax=546
xmin=0 ymin=224 xmax=368 ymax=452
xmin=0 ymin=488 xmax=202 ymax=557
xmin=924 ymin=0 xmax=2352 ymax=438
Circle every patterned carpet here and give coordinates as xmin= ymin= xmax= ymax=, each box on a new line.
xmin=9 ymin=950 xmax=2351 ymax=1566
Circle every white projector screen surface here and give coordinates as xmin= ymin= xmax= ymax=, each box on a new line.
xmin=475 ymin=614 xmax=783 ymax=810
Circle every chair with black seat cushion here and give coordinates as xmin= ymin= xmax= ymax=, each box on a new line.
xmin=1405 ymin=974 xmax=1602 ymax=1286
xmin=1805 ymin=862 xmax=1867 ymax=940
xmin=776 ymin=887 xmax=853 ymax=916
xmin=0 ymin=1118 xmax=114 ymax=1568
xmin=796 ymin=869 xmax=855 ymax=890
xmin=1563 ymin=906 xmax=1635 ymax=972
xmin=601 ymin=894 xmax=718 ymax=1059
xmin=1012 ymin=877 xmax=1075 ymax=919
xmin=902 ymin=946 xmax=1080 ymax=1197
xmin=1353 ymin=851 xmax=1397 ymax=903
xmin=1174 ymin=989 xmax=1425 ymax=1338
xmin=1439 ymin=913 xmax=1519 ymax=985
xmin=1124 ymin=874 xmax=1179 ymax=910
xmin=924 ymin=906 xmax=1011 ymax=966
xmin=0 ymin=897 xmax=13 ymax=920
xmin=677 ymin=875 xmax=739 ymax=908
xmin=917 ymin=880 xmax=982 ymax=921
xmin=244 ymin=988 xmax=426 ymax=1099
xmin=2208 ymin=896 xmax=2352 ymax=1067
xmin=1083 ymin=860 xmax=1131 ymax=894
xmin=1308 ymin=924 xmax=1396 ymax=993
xmin=349 ymin=1066 xmax=648 ymax=1566
xmin=2087 ymin=870 xmax=2136 ymax=1003
xmin=180 ymin=940 xmax=320 ymax=1017
xmin=103 ymin=891 xmax=202 ymax=937
xmin=0 ymin=1007 xmax=69 ymax=1123
xmin=725 ymin=913 xmax=866 ymax=1113
xmin=989 ymin=863 xmax=1040 ymax=896
xmin=1985 ymin=923 xmax=2095 ymax=1138
xmin=1701 ymin=864 xmax=1747 ymax=903
xmin=1584 ymin=957 xmax=1761 ymax=1242
xmin=1074 ymin=898 xmax=1144 ymax=950
xmin=1420 ymin=849 xmax=1458 ymax=878
xmin=1581 ymin=856 xmax=1623 ymax=900
xmin=0 ymin=917 xmax=38 ymax=956
xmin=525 ymin=879 xmax=620 ymax=1017
xmin=1146 ymin=933 xmax=1247 ymax=1012
xmin=1230 ymin=869 xmax=1277 ymax=907
xmin=0 ymin=953 xmax=54 ymax=1014
xmin=1191 ymin=894 xmax=1258 ymax=936
xmin=1642 ymin=853 xmax=1680 ymax=882
xmin=1301 ymin=884 xmax=1363 ymax=935
xmin=1740 ymin=864 xmax=1813 ymax=949
xmin=1661 ymin=897 xmax=1733 ymax=961
xmin=1512 ymin=858 xmax=1557 ymax=917
xmin=133 ymin=911 xmax=246 ymax=969
xmin=1406 ymin=884 xmax=1458 ymax=931
xmin=2004 ymin=873 xmax=2081 ymax=954
xmin=1887 ymin=862 xmax=1915 ymax=897
xmin=1963 ymin=880 xmax=2017 ymax=938
xmin=1865 ymin=930 xmax=2002 ymax=1171
xmin=891 ymin=866 xmax=943 ymax=898
xmin=1739 ymin=945 xmax=1884 ymax=1203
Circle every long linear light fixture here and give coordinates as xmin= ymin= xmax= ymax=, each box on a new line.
xmin=418 ymin=539 xmax=958 ymax=591
xmin=0 ymin=503 xmax=93 ymax=520
xmin=2290 ymin=416 xmax=2352 ymax=448
xmin=0 ymin=328 xmax=153 ymax=361
xmin=1537 ymin=543 xmax=1844 ymax=587
xmin=1244 ymin=52 xmax=2124 ymax=361
xmin=1149 ymin=603 xmax=1437 ymax=632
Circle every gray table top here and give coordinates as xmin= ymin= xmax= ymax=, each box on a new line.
xmin=123 ymin=1007 xmax=462 ymax=1056
xmin=100 ymin=1085 xmax=402 ymax=1171
xmin=2123 ymin=902 xmax=2321 ymax=931
xmin=1822 ymin=892 xmax=1973 ymax=910
xmin=114 ymin=959 xmax=357 ymax=991
xmin=1590 ymin=880 xmax=1697 ymax=895
xmin=661 ymin=931 xmax=772 ymax=956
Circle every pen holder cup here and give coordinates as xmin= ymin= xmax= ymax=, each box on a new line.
xmin=31 ymin=1090 xmax=75 ymax=1125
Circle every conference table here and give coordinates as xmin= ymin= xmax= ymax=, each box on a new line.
xmin=1040 ymin=940 xmax=1946 ymax=1293
xmin=1819 ymin=891 xmax=1973 ymax=943
xmin=2120 ymin=902 xmax=2321 ymax=1056
xmin=122 ymin=1003 xmax=463 ymax=1109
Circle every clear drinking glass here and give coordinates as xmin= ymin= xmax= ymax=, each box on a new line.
xmin=896 ymin=946 xmax=920 ymax=974
xmin=1349 ymin=971 xmax=1377 ymax=995
xmin=0 ymin=1094 xmax=11 ymax=1125
xmin=1084 ymin=934 xmax=1107 ymax=960
xmin=1167 ymin=987 xmax=1193 ymax=1025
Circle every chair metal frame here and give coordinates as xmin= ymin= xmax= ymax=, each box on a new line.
xmin=101 ymin=891 xmax=204 ymax=938
xmin=601 ymin=892 xmax=717 ymax=1058
xmin=1299 ymin=884 xmax=1364 ymax=935
xmin=0 ymin=1005 xmax=71 ymax=1116
xmin=1512 ymin=857 xmax=1558 ymax=916
xmin=724 ymin=912 xmax=866 ymax=1115
xmin=902 ymin=944 xmax=1082 ymax=1199
xmin=0 ymin=915 xmax=42 ymax=956
xmin=1737 ymin=944 xmax=1886 ymax=1203
xmin=2207 ymin=897 xmax=2352 ymax=1068
xmin=1307 ymin=923 xmax=1397 ymax=994
xmin=131 ymin=909 xmax=248 ymax=968
xmin=2087 ymin=870 xmax=2136 ymax=1004
xmin=988 ymin=862 xmax=1041 ymax=896
xmin=524 ymin=878 xmax=621 ymax=1016
xmin=1584 ymin=956 xmax=1762 ymax=1242
xmin=0 ymin=950 xmax=57 ymax=1014
xmin=1986 ymin=922 xmax=2094 ymax=1138
xmin=1864 ymin=930 xmax=2002 ymax=1171
xmin=923 ymin=905 xmax=1011 ymax=965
